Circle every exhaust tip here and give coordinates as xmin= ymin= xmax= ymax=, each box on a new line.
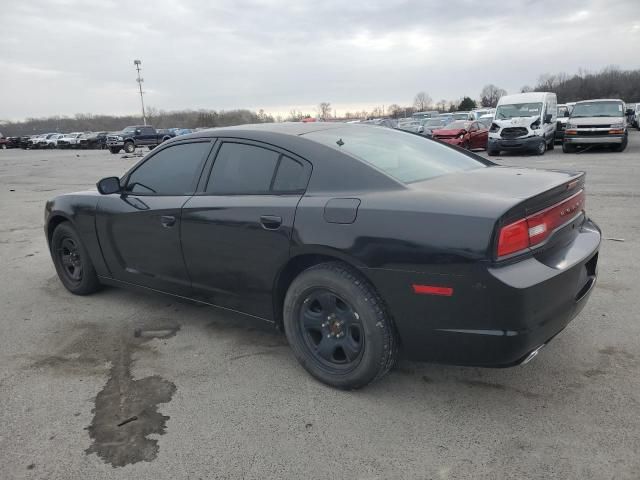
xmin=520 ymin=344 xmax=545 ymax=365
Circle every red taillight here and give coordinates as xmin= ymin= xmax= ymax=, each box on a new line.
xmin=497 ymin=190 xmax=585 ymax=258
xmin=497 ymin=218 xmax=529 ymax=257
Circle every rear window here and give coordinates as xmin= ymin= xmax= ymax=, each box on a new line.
xmin=305 ymin=126 xmax=486 ymax=184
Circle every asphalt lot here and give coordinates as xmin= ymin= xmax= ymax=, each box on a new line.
xmin=1 ymin=133 xmax=639 ymax=479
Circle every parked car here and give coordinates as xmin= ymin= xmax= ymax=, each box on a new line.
xmin=477 ymin=114 xmax=494 ymax=129
xmin=630 ymin=102 xmax=640 ymax=129
xmin=106 ymin=125 xmax=174 ymax=154
xmin=45 ymin=123 xmax=600 ymax=389
xmin=46 ymin=134 xmax=65 ymax=148
xmin=171 ymin=128 xmax=194 ymax=136
xmin=554 ymin=104 xmax=573 ymax=143
xmin=563 ymin=99 xmax=629 ymax=153
xmin=57 ymin=133 xmax=83 ymax=149
xmin=396 ymin=120 xmax=424 ymax=134
xmin=432 ymin=120 xmax=488 ymax=150
xmin=452 ymin=111 xmax=471 ymax=121
xmin=5 ymin=137 xmax=23 ymax=149
xmin=421 ymin=117 xmax=451 ymax=137
xmin=469 ymin=108 xmax=495 ymax=120
xmin=36 ymin=133 xmax=59 ymax=149
xmin=80 ymin=131 xmax=108 ymax=149
xmin=488 ymin=92 xmax=557 ymax=156
xmin=0 ymin=132 xmax=7 ymax=149
xmin=411 ymin=111 xmax=439 ymax=121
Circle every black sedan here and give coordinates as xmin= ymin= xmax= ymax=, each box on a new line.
xmin=45 ymin=123 xmax=600 ymax=389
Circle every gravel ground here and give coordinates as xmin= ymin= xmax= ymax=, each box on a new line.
xmin=1 ymin=133 xmax=639 ymax=479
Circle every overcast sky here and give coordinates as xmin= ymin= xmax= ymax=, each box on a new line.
xmin=1 ymin=0 xmax=639 ymax=121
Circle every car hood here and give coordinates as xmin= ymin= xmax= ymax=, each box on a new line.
xmin=568 ymin=116 xmax=623 ymax=125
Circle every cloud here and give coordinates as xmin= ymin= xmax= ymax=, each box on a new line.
xmin=0 ymin=0 xmax=639 ymax=120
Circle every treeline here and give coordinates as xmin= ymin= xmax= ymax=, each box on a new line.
xmin=0 ymin=108 xmax=275 ymax=137
xmin=527 ymin=66 xmax=640 ymax=103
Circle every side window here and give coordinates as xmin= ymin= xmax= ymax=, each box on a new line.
xmin=273 ymin=156 xmax=307 ymax=192
xmin=206 ymin=143 xmax=279 ymax=194
xmin=126 ymin=142 xmax=210 ymax=195
xmin=142 ymin=126 xmax=154 ymax=135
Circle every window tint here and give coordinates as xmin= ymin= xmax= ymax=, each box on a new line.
xmin=126 ymin=142 xmax=210 ymax=195
xmin=273 ymin=156 xmax=307 ymax=192
xmin=305 ymin=125 xmax=485 ymax=184
xmin=207 ymin=143 xmax=279 ymax=194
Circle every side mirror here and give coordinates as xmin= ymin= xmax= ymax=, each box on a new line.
xmin=544 ymin=113 xmax=553 ymax=124
xmin=97 ymin=176 xmax=121 ymax=195
xmin=135 ymin=129 xmax=141 ymax=135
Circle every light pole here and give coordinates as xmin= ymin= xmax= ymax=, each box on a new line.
xmin=133 ymin=59 xmax=147 ymax=125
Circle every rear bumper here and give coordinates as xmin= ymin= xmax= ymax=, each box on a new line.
xmin=564 ymin=134 xmax=624 ymax=144
xmin=489 ymin=135 xmax=544 ymax=152
xmin=364 ymin=218 xmax=601 ymax=366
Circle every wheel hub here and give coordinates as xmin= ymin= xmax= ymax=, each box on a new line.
xmin=322 ymin=314 xmax=345 ymax=338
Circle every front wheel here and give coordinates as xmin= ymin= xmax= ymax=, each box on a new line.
xmin=50 ymin=223 xmax=101 ymax=295
xmin=562 ymin=143 xmax=576 ymax=153
xmin=612 ymin=136 xmax=628 ymax=152
xmin=123 ymin=141 xmax=135 ymax=154
xmin=109 ymin=147 xmax=121 ymax=154
xmin=548 ymin=138 xmax=555 ymax=150
xmin=535 ymin=138 xmax=546 ymax=155
xmin=283 ymin=262 xmax=397 ymax=390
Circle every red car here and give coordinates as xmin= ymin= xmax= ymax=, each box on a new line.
xmin=432 ymin=120 xmax=488 ymax=150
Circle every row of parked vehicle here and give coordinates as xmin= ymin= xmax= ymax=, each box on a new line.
xmin=375 ymin=92 xmax=636 ymax=156
xmin=0 ymin=127 xmax=195 ymax=151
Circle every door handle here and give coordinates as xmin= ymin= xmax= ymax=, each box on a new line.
xmin=260 ymin=215 xmax=282 ymax=230
xmin=160 ymin=215 xmax=176 ymax=228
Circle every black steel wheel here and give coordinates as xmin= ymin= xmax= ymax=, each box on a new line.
xmin=51 ymin=222 xmax=100 ymax=295
xmin=299 ymin=289 xmax=364 ymax=372
xmin=284 ymin=262 xmax=397 ymax=389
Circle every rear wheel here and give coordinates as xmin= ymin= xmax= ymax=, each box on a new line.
xmin=51 ymin=223 xmax=100 ymax=295
xmin=562 ymin=143 xmax=576 ymax=153
xmin=283 ymin=262 xmax=397 ymax=390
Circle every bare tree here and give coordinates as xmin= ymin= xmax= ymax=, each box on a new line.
xmin=480 ymin=84 xmax=507 ymax=107
xmin=520 ymin=85 xmax=533 ymax=93
xmin=387 ymin=104 xmax=402 ymax=118
xmin=413 ymin=92 xmax=432 ymax=111
xmin=318 ymin=102 xmax=332 ymax=120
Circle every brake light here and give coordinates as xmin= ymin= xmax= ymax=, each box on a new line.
xmin=497 ymin=190 xmax=585 ymax=258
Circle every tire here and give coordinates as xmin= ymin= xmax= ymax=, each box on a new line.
xmin=462 ymin=140 xmax=470 ymax=150
xmin=283 ymin=262 xmax=397 ymax=390
xmin=612 ymin=136 xmax=628 ymax=153
xmin=535 ymin=138 xmax=546 ymax=155
xmin=109 ymin=147 xmax=121 ymax=154
xmin=50 ymin=222 xmax=100 ymax=295
xmin=548 ymin=138 xmax=555 ymax=150
xmin=562 ymin=143 xmax=576 ymax=153
xmin=123 ymin=141 xmax=135 ymax=154
xmin=487 ymin=149 xmax=499 ymax=156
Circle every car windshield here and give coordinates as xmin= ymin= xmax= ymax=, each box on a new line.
xmin=305 ymin=126 xmax=486 ymax=184
xmin=495 ymin=102 xmax=542 ymax=119
xmin=571 ymin=101 xmax=623 ymax=118
xmin=425 ymin=119 xmax=445 ymax=127
xmin=122 ymin=127 xmax=136 ymax=134
xmin=441 ymin=121 xmax=469 ymax=130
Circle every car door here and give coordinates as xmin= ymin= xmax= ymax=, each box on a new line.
xmin=469 ymin=122 xmax=488 ymax=149
xmin=181 ymin=139 xmax=311 ymax=320
xmin=96 ymin=140 xmax=213 ymax=295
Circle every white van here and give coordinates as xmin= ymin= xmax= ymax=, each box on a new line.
xmin=488 ymin=92 xmax=557 ymax=156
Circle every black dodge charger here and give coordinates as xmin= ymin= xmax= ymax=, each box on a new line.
xmin=45 ymin=123 xmax=600 ymax=389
